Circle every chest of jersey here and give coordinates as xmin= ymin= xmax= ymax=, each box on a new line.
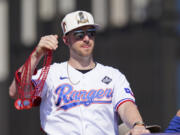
xmin=49 ymin=66 xmax=114 ymax=111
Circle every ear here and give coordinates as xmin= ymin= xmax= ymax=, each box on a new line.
xmin=63 ymin=35 xmax=70 ymax=46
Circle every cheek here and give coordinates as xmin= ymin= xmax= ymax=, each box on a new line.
xmin=90 ymin=40 xmax=95 ymax=47
xmin=68 ymin=41 xmax=79 ymax=50
xmin=68 ymin=37 xmax=77 ymax=45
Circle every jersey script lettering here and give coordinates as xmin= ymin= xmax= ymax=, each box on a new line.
xmin=55 ymin=83 xmax=113 ymax=110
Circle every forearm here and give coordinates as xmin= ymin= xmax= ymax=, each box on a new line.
xmin=118 ymin=101 xmax=144 ymax=129
xmin=27 ymin=49 xmax=44 ymax=75
xmin=9 ymin=49 xmax=43 ymax=98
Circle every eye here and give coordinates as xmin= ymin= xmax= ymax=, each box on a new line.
xmin=89 ymin=31 xmax=96 ymax=37
xmin=87 ymin=29 xmax=96 ymax=37
xmin=73 ymin=31 xmax=85 ymax=39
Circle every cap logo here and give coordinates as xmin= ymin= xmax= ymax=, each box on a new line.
xmin=77 ymin=12 xmax=89 ymax=24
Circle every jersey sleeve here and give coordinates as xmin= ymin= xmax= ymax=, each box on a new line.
xmin=112 ymin=70 xmax=135 ymax=112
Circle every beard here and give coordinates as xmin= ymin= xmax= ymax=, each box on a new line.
xmin=70 ymin=43 xmax=94 ymax=57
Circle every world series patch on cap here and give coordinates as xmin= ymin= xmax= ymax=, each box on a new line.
xmin=61 ymin=11 xmax=100 ymax=35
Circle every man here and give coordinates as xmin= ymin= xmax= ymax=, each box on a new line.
xmin=9 ymin=10 xmax=150 ymax=135
xmin=165 ymin=109 xmax=180 ymax=133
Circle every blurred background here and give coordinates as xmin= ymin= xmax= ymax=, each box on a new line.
xmin=0 ymin=0 xmax=180 ymax=134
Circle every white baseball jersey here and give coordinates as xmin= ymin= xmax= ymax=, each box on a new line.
xmin=32 ymin=61 xmax=135 ymax=135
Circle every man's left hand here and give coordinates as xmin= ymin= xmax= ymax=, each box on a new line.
xmin=127 ymin=125 xmax=150 ymax=135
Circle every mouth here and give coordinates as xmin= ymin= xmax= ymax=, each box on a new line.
xmin=81 ymin=45 xmax=91 ymax=48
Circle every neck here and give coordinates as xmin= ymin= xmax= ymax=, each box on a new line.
xmin=68 ymin=56 xmax=95 ymax=70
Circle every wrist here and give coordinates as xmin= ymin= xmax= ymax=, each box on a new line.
xmin=30 ymin=49 xmax=43 ymax=67
xmin=133 ymin=121 xmax=145 ymax=128
xmin=32 ymin=48 xmax=44 ymax=59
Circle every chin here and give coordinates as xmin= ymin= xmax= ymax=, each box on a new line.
xmin=79 ymin=51 xmax=93 ymax=57
xmin=79 ymin=49 xmax=93 ymax=57
xmin=80 ymin=53 xmax=92 ymax=57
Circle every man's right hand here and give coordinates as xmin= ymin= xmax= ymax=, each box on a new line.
xmin=34 ymin=35 xmax=59 ymax=58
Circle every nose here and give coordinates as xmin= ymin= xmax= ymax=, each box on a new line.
xmin=83 ymin=34 xmax=90 ymax=43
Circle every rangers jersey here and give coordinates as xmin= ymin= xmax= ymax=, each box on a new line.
xmin=32 ymin=61 xmax=135 ymax=135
